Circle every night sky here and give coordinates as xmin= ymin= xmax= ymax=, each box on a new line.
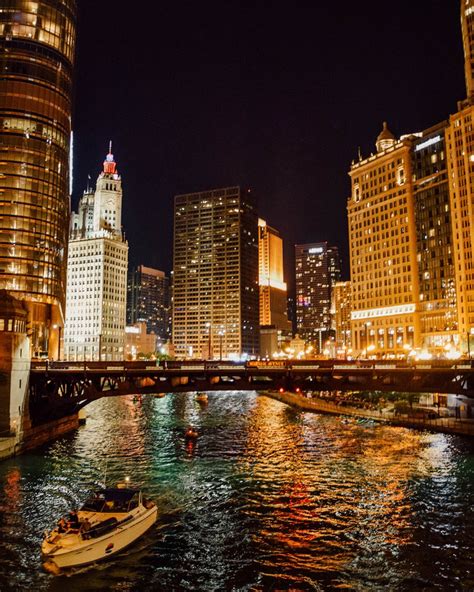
xmin=73 ymin=1 xmax=465 ymax=289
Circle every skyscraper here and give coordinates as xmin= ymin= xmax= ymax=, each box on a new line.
xmin=413 ymin=124 xmax=458 ymax=351
xmin=295 ymin=242 xmax=341 ymax=352
xmin=127 ymin=265 xmax=170 ymax=346
xmin=461 ymin=0 xmax=474 ymax=103
xmin=173 ymin=186 xmax=259 ymax=359
xmin=445 ymin=0 xmax=474 ymax=352
xmin=64 ymin=146 xmax=128 ymax=361
xmin=0 ymin=0 xmax=77 ymax=358
xmin=258 ymin=218 xmax=291 ymax=332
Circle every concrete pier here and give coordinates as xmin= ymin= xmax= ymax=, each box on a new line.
xmin=0 ymin=291 xmax=80 ymax=460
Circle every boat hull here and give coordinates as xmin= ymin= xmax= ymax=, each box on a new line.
xmin=42 ymin=506 xmax=157 ymax=570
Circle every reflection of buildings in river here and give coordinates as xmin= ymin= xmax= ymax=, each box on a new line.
xmin=2 ymin=467 xmax=21 ymax=512
xmin=239 ymin=396 xmax=453 ymax=565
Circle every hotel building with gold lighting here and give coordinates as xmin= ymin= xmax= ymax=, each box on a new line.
xmin=258 ymin=218 xmax=291 ymax=357
xmin=0 ymin=0 xmax=77 ymax=358
xmin=258 ymin=219 xmax=291 ymax=330
xmin=348 ymin=125 xmax=421 ymax=356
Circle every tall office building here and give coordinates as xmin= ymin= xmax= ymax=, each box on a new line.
xmin=258 ymin=219 xmax=291 ymax=332
xmin=64 ymin=146 xmax=128 ymax=361
xmin=295 ymin=242 xmax=341 ymax=352
xmin=444 ymin=0 xmax=474 ymax=352
xmin=127 ymin=265 xmax=170 ymax=346
xmin=462 ymin=0 xmax=474 ymax=103
xmin=0 ymin=0 xmax=77 ymax=358
xmin=413 ymin=124 xmax=458 ymax=351
xmin=173 ymin=186 xmax=259 ymax=359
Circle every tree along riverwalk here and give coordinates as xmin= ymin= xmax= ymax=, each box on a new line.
xmin=261 ymin=390 xmax=474 ymax=437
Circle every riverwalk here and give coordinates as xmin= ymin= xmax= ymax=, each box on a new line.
xmin=261 ymin=390 xmax=474 ymax=437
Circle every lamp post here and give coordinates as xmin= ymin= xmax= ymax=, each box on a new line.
xmin=218 ymin=329 xmax=225 ymax=360
xmin=363 ymin=322 xmax=371 ymax=356
xmin=206 ymin=322 xmax=212 ymax=360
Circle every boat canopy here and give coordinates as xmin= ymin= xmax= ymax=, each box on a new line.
xmin=81 ymin=488 xmax=140 ymax=513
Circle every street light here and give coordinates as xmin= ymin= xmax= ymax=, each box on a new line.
xmin=218 ymin=328 xmax=225 ymax=360
xmin=206 ymin=322 xmax=212 ymax=360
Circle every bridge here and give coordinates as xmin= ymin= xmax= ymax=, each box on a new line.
xmin=28 ymin=359 xmax=474 ymax=425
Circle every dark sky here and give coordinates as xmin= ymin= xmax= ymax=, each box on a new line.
xmin=73 ymin=1 xmax=465 ymax=288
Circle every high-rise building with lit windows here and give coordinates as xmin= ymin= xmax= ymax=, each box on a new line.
xmin=348 ymin=119 xmax=461 ymax=357
xmin=348 ymin=124 xmax=421 ymax=356
xmin=127 ymin=265 xmax=170 ymax=346
xmin=295 ymin=242 xmax=340 ymax=352
xmin=172 ymin=186 xmax=259 ymax=359
xmin=412 ymin=124 xmax=458 ymax=351
xmin=0 ymin=0 xmax=77 ymax=358
xmin=64 ymin=147 xmax=128 ymax=361
xmin=441 ymin=0 xmax=474 ymax=354
xmin=332 ymin=281 xmax=352 ymax=355
xmin=462 ymin=0 xmax=474 ymax=104
xmin=258 ymin=218 xmax=291 ymax=332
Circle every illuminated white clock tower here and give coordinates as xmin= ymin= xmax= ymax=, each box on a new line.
xmin=65 ymin=144 xmax=129 ymax=361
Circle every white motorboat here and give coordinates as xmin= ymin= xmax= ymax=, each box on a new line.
xmin=41 ymin=485 xmax=157 ymax=572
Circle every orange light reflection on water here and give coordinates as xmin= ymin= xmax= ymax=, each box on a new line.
xmin=240 ymin=396 xmax=447 ymax=575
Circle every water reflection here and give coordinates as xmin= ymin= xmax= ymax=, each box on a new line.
xmin=0 ymin=391 xmax=472 ymax=591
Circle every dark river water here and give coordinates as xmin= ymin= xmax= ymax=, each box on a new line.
xmin=0 ymin=391 xmax=473 ymax=591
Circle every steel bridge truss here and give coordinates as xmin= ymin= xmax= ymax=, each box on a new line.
xmin=27 ymin=364 xmax=474 ymax=425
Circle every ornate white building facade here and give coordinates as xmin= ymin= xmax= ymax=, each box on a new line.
xmin=64 ymin=145 xmax=128 ymax=361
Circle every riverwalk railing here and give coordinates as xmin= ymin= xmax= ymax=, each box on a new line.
xmin=262 ymin=390 xmax=474 ymax=437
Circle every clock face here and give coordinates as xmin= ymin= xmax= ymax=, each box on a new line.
xmin=106 ymin=198 xmax=114 ymax=208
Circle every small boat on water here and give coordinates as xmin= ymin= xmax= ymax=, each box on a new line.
xmin=154 ymin=392 xmax=166 ymax=398
xmin=184 ymin=426 xmax=199 ymax=442
xmin=195 ymin=392 xmax=208 ymax=403
xmin=41 ymin=485 xmax=157 ymax=573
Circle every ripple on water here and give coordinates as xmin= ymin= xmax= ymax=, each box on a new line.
xmin=0 ymin=392 xmax=473 ymax=591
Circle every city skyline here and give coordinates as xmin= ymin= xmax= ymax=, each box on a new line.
xmin=73 ymin=2 xmax=464 ymax=286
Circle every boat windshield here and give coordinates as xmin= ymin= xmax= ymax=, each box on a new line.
xmin=80 ymin=488 xmax=140 ymax=513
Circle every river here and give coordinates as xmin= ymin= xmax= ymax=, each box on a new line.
xmin=0 ymin=391 xmax=473 ymax=591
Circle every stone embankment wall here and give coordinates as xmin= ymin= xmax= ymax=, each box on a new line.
xmin=261 ymin=390 xmax=474 ymax=437
xmin=0 ymin=414 xmax=79 ymax=460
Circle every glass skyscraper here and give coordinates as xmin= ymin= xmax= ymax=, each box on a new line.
xmin=0 ymin=0 xmax=77 ymax=357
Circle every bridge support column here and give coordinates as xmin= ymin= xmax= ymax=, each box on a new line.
xmin=0 ymin=292 xmax=31 ymax=454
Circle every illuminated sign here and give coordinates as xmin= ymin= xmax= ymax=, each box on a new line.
xmin=414 ymin=135 xmax=442 ymax=152
xmin=351 ymin=304 xmax=416 ymax=320
xmin=308 ymin=247 xmax=323 ymax=254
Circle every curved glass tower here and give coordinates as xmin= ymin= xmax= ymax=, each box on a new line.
xmin=0 ymin=0 xmax=77 ymax=356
